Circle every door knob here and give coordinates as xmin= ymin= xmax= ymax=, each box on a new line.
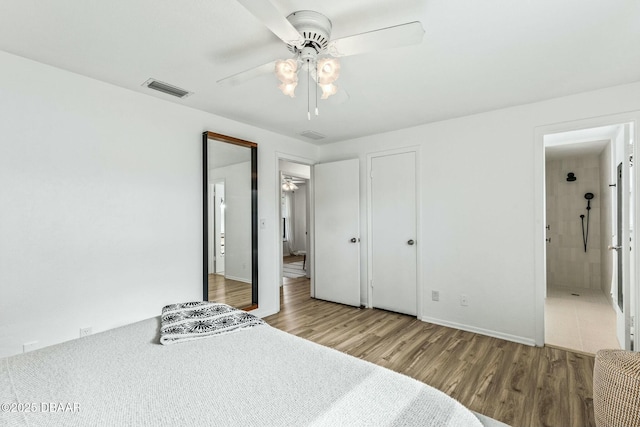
xmin=350 ymin=237 xmax=359 ymax=243
xmin=608 ymin=245 xmax=622 ymax=251
xmin=407 ymin=239 xmax=415 ymax=245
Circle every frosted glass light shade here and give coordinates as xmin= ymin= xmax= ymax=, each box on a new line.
xmin=275 ymin=59 xmax=298 ymax=82
xmin=317 ymin=58 xmax=340 ymax=85
xmin=282 ymin=181 xmax=298 ymax=191
xmin=279 ymin=81 xmax=298 ymax=98
xmin=320 ymin=83 xmax=337 ymax=99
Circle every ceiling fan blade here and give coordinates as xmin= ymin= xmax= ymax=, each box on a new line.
xmin=237 ymin=0 xmax=305 ymax=48
xmin=328 ymin=21 xmax=425 ymax=58
xmin=217 ymin=61 xmax=276 ymax=86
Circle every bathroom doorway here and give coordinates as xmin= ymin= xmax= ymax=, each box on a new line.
xmin=543 ymin=122 xmax=634 ymax=353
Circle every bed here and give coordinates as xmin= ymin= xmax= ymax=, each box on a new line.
xmin=1 ymin=304 xmax=508 ymax=426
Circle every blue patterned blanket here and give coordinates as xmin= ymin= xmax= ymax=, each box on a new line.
xmin=159 ymin=301 xmax=265 ymax=345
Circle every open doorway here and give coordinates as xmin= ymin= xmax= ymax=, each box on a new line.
xmin=279 ymin=160 xmax=311 ymax=305
xmin=543 ymin=122 xmax=635 ymax=353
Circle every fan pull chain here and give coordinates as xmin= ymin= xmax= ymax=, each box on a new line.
xmin=307 ymin=59 xmax=311 ymax=121
xmin=315 ymin=61 xmax=319 ymax=116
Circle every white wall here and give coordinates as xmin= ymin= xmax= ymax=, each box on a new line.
xmin=291 ymin=184 xmax=308 ymax=254
xmin=317 ymin=81 xmax=640 ymax=345
xmin=0 ymin=51 xmax=318 ymax=357
xmin=279 ymin=160 xmax=311 ymax=180
xmin=4 ymin=48 xmax=640 ymax=355
xmin=209 ymin=162 xmax=251 ymax=283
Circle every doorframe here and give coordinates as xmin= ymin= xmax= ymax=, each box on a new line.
xmin=275 ymin=152 xmax=316 ymax=308
xmin=534 ymin=112 xmax=640 ymax=348
xmin=208 ymin=182 xmax=215 ymax=274
xmin=366 ymin=146 xmax=422 ymax=316
xmin=211 ymin=179 xmax=226 ymax=275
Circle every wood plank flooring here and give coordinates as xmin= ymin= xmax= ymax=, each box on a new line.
xmin=208 ymin=256 xmax=304 ymax=309
xmin=207 ymin=274 xmax=252 ymax=309
xmin=265 ymin=280 xmax=595 ymax=427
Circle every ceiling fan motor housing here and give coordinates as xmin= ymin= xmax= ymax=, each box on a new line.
xmin=286 ymin=10 xmax=332 ymax=54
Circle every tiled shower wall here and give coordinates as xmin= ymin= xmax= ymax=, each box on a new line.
xmin=546 ymin=154 xmax=602 ymax=289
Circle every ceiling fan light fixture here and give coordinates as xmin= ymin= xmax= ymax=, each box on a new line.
xmin=282 ymin=180 xmax=298 ymax=191
xmin=320 ymin=83 xmax=337 ymax=99
xmin=279 ymin=81 xmax=298 ymax=97
xmin=317 ymin=58 xmax=340 ymax=85
xmin=275 ymin=59 xmax=298 ymax=81
xmin=221 ymin=4 xmax=425 ymax=119
xmin=275 ymin=59 xmax=299 ymax=96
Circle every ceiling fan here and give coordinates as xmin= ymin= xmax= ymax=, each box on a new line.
xmin=281 ymin=174 xmax=304 ymax=191
xmin=218 ymin=0 xmax=425 ymax=119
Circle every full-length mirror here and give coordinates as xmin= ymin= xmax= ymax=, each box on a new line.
xmin=203 ymin=131 xmax=257 ymax=310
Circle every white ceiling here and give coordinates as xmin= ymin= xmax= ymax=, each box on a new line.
xmin=1 ymin=0 xmax=639 ymax=145
xmin=545 ymin=125 xmax=620 ymax=160
xmin=545 ymin=138 xmax=610 ymax=160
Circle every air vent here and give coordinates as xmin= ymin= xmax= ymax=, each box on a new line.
xmin=300 ymin=130 xmax=326 ymax=140
xmin=142 ymin=78 xmax=193 ymax=99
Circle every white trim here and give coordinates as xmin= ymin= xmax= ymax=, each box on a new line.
xmin=421 ymin=316 xmax=536 ymax=347
xmin=211 ymin=179 xmax=226 ymax=274
xmin=634 ymin=123 xmax=640 ymax=351
xmin=247 ymin=306 xmax=273 ymax=319
xmin=208 ymin=182 xmax=215 ymax=273
xmin=534 ymin=112 xmax=640 ymax=349
xmin=533 ymin=126 xmax=546 ymax=346
xmin=366 ymin=145 xmax=421 ymax=316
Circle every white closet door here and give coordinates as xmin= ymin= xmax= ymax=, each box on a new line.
xmin=370 ymin=151 xmax=417 ymax=315
xmin=314 ymin=159 xmax=361 ymax=306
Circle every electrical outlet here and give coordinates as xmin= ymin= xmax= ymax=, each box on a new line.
xmin=460 ymin=295 xmax=469 ymax=307
xmin=79 ymin=327 xmax=92 ymax=338
xmin=431 ymin=291 xmax=440 ymax=301
xmin=23 ymin=341 xmax=38 ymax=353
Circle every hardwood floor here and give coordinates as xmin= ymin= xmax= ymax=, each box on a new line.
xmin=283 ymin=254 xmax=305 ymax=265
xmin=208 ymin=256 xmax=304 ymax=308
xmin=265 ymin=281 xmax=596 ymax=427
xmin=207 ymin=273 xmax=252 ymax=309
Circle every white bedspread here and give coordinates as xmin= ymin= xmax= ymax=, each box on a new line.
xmin=0 ymin=317 xmax=503 ymax=426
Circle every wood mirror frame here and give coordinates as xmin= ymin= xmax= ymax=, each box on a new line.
xmin=202 ymin=131 xmax=257 ymax=310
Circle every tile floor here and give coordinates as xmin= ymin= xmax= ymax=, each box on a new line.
xmin=545 ymin=286 xmax=621 ymax=354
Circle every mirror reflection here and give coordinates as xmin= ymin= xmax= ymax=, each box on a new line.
xmin=203 ymin=132 xmax=257 ymax=310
